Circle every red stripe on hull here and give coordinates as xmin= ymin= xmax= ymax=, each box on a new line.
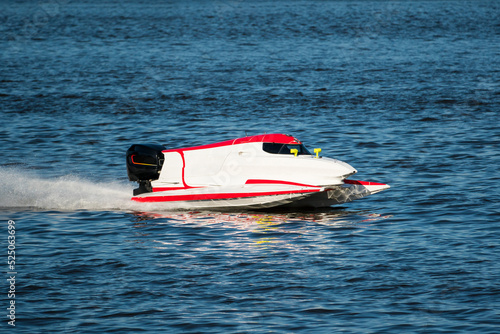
xmin=178 ymin=150 xmax=190 ymax=188
xmin=162 ymin=134 xmax=300 ymax=153
xmin=344 ymin=180 xmax=388 ymax=186
xmin=132 ymin=189 xmax=320 ymax=203
xmin=245 ymin=179 xmax=321 ymax=188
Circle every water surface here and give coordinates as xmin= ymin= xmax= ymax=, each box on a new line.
xmin=1 ymin=1 xmax=499 ymax=333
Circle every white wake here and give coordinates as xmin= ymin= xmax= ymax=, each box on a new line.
xmin=0 ymin=167 xmax=139 ymax=211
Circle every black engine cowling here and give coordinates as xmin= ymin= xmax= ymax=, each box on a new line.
xmin=126 ymin=144 xmax=166 ymax=195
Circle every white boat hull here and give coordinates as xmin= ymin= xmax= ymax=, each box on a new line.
xmin=127 ymin=134 xmax=390 ymax=210
xmin=131 ymin=180 xmax=390 ymax=210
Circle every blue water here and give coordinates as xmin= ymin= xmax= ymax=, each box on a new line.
xmin=1 ymin=0 xmax=500 ymax=333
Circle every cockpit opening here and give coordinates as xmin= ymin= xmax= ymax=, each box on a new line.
xmin=262 ymin=143 xmax=311 ymax=156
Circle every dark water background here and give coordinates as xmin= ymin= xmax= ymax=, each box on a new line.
xmin=1 ymin=0 xmax=499 ymax=333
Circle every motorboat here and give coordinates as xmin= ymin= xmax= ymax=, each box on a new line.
xmin=126 ymin=134 xmax=389 ymax=209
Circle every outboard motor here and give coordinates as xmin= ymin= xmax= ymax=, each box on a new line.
xmin=126 ymin=144 xmax=166 ymax=195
